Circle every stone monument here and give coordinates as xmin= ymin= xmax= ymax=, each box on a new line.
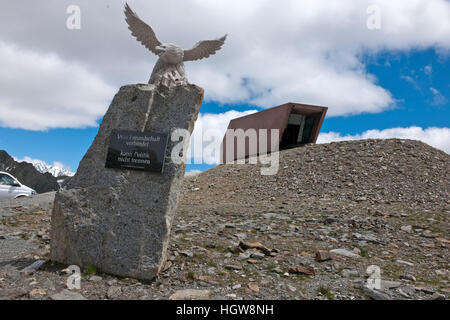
xmin=50 ymin=4 xmax=226 ymax=281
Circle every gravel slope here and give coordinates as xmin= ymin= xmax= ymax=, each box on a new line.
xmin=0 ymin=192 xmax=55 ymax=218
xmin=0 ymin=139 xmax=448 ymax=300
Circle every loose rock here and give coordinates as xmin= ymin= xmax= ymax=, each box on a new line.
xmin=239 ymin=241 xmax=272 ymax=255
xmin=363 ymin=287 xmax=391 ymax=300
xmin=315 ymin=250 xmax=332 ymax=262
xmin=51 ymin=289 xmax=87 ymax=300
xmin=169 ymin=289 xmax=212 ymax=300
xmin=330 ymin=249 xmax=360 ymax=258
xmin=289 ymin=267 xmax=315 ymax=276
xmin=107 ymin=286 xmax=122 ymax=299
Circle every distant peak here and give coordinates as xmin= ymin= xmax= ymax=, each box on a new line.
xmin=15 ymin=157 xmax=75 ymax=178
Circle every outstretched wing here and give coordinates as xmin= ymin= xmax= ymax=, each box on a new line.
xmin=183 ymin=35 xmax=227 ymax=62
xmin=124 ymin=3 xmax=162 ymax=55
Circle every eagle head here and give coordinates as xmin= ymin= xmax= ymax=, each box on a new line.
xmin=155 ymin=44 xmax=184 ymax=64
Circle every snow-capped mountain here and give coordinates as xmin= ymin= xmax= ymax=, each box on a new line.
xmin=15 ymin=157 xmax=75 ymax=177
xmin=46 ymin=164 xmax=75 ymax=178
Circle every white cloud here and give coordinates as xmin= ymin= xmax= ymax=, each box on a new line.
xmin=187 ymin=110 xmax=258 ymax=164
xmin=401 ymin=75 xmax=421 ymax=91
xmin=430 ymin=87 xmax=448 ymax=105
xmin=1 ymin=0 xmax=450 ymax=129
xmin=424 ymin=65 xmax=432 ymax=75
xmin=0 ymin=41 xmax=115 ymax=130
xmin=318 ymin=126 xmax=450 ymax=154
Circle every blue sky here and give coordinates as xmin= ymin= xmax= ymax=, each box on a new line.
xmin=2 ymin=46 xmax=448 ymax=173
xmin=0 ymin=1 xmax=449 ymax=174
xmin=324 ymin=49 xmax=450 ymax=133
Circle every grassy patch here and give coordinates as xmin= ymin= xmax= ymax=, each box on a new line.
xmin=20 ymin=234 xmax=29 ymax=240
xmin=318 ymin=286 xmax=334 ymax=300
xmin=360 ymin=247 xmax=369 ymax=258
xmin=84 ymin=265 xmax=97 ymax=276
xmin=242 ymin=266 xmax=259 ymax=278
xmin=383 ymin=263 xmax=402 ymax=279
xmin=213 ymin=244 xmax=226 ymax=252
xmin=417 ymin=276 xmax=443 ymax=287
xmin=292 ymin=274 xmax=307 ymax=282
xmin=187 ymin=271 xmax=195 ymax=280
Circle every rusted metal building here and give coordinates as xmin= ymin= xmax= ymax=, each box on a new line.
xmin=220 ymin=103 xmax=327 ymax=163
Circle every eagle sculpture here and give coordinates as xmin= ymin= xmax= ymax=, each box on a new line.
xmin=124 ymin=3 xmax=227 ymax=87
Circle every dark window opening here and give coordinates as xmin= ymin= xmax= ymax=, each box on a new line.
xmin=280 ymin=114 xmax=315 ymax=149
xmin=301 ymin=116 xmax=315 ymax=143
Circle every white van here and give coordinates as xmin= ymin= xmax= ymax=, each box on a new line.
xmin=0 ymin=171 xmax=36 ymax=200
